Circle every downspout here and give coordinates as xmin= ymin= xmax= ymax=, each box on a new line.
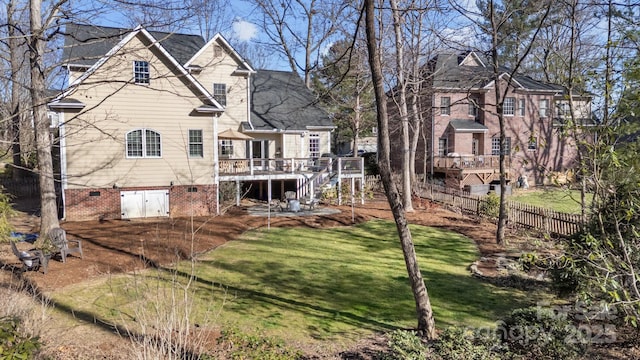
xmin=246 ymin=74 xmax=254 ymax=130
xmin=213 ymin=113 xmax=220 ymax=215
xmin=58 ymin=111 xmax=67 ymax=220
xmin=430 ymin=93 xmax=435 ymax=178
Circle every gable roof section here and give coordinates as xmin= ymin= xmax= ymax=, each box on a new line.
xmin=248 ymin=70 xmax=333 ymax=132
xmin=184 ymin=33 xmax=255 ymax=74
xmin=55 ymin=26 xmax=222 ymax=110
xmin=62 ymin=23 xmax=205 ymax=68
xmin=429 ymin=51 xmax=566 ymax=93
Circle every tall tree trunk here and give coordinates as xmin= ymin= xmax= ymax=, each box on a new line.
xmin=364 ymin=0 xmax=436 ymax=338
xmin=489 ymin=0 xmax=508 ymax=245
xmin=409 ymin=91 xmax=421 ymax=184
xmin=8 ymin=0 xmax=23 ymax=180
xmin=390 ymin=0 xmax=414 ymax=212
xmin=29 ymin=0 xmax=60 ymax=241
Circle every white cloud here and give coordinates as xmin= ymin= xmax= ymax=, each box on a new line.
xmin=232 ymin=19 xmax=258 ymax=42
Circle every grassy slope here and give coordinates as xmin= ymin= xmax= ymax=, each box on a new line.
xmin=52 ymin=220 xmax=537 ymax=346
xmin=511 ymin=188 xmax=592 ymax=213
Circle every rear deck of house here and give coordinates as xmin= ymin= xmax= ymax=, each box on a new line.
xmin=218 ymin=157 xmax=366 ymax=204
xmin=431 ymin=155 xmax=511 ymax=190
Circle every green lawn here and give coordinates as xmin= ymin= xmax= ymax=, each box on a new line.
xmin=52 ymin=220 xmax=539 ymax=346
xmin=511 ymin=188 xmax=592 ymax=213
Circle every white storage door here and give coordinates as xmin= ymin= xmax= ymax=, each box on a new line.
xmin=145 ymin=190 xmax=170 ymax=217
xmin=121 ymin=190 xmax=169 ymax=219
xmin=121 ymin=191 xmax=145 ymax=219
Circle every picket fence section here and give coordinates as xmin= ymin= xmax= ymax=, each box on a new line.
xmin=417 ymin=183 xmax=583 ymax=237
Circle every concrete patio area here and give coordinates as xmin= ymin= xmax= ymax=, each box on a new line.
xmin=246 ymin=202 xmax=341 ymax=217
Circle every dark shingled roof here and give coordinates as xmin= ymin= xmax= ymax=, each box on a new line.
xmin=249 ymin=70 xmax=333 ymax=131
xmin=62 ymin=23 xmax=205 ymax=67
xmin=429 ymin=52 xmax=565 ymax=92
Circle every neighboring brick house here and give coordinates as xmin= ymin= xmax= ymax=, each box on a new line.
xmin=51 ymin=24 xmax=343 ymax=221
xmin=390 ymin=51 xmax=591 ymax=189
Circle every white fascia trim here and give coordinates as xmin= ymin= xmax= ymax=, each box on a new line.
xmin=65 ymin=63 xmax=91 ymax=70
xmin=54 ymin=27 xmax=141 ymax=101
xmin=483 ymin=73 xmax=524 ymax=90
xmin=55 ymin=27 xmax=224 ymax=110
xmin=48 ymin=102 xmax=86 ymax=110
xmin=184 ymin=33 xmax=256 ymax=74
xmin=138 ymin=28 xmax=223 ymax=109
xmin=195 ymin=106 xmax=224 ymax=114
xmin=455 ymin=129 xmax=489 ymax=133
xmin=501 ymin=73 xmax=524 ymax=89
xmin=461 ymin=51 xmax=486 ymax=68
xmin=306 ymin=126 xmax=336 ymax=130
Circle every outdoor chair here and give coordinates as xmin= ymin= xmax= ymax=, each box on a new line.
xmin=284 ymin=191 xmax=297 ymax=200
xmin=48 ymin=227 xmax=84 ymax=263
xmin=301 ymin=197 xmax=319 ymax=211
xmin=10 ymin=241 xmax=48 ymax=274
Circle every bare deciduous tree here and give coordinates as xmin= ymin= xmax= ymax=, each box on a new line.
xmin=29 ymin=0 xmax=60 ymax=240
xmin=250 ymin=0 xmax=350 ymax=88
xmin=364 ymin=0 xmax=436 ymax=338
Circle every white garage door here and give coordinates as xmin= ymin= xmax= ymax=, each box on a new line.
xmin=121 ymin=190 xmax=169 ymax=219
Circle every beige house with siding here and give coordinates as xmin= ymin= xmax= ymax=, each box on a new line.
xmin=52 ymin=24 xmax=355 ymax=221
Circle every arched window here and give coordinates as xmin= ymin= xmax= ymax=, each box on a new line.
xmin=126 ymin=129 xmax=161 ymax=158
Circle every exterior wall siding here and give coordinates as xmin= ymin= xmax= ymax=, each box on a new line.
xmin=64 ymin=184 xmax=217 ymax=221
xmin=190 ymin=40 xmax=250 ymax=129
xmin=63 ymin=34 xmax=216 ymax=190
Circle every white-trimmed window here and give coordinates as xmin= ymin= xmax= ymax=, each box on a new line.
xmin=134 ymin=61 xmax=150 ymax=85
xmin=213 ymin=83 xmax=226 ymax=106
xmin=504 ymin=97 xmax=515 ymax=115
xmin=539 ymin=99 xmax=549 ymax=117
xmin=528 ymin=137 xmax=537 ymax=151
xmin=309 ymin=133 xmax=320 ymax=158
xmin=518 ymin=98 xmax=526 ymax=116
xmin=189 ymin=129 xmax=203 ymax=158
xmin=491 ymin=137 xmax=511 ymax=156
xmin=126 ymin=129 xmax=161 ymax=158
xmin=438 ymin=138 xmax=448 ymax=156
xmin=440 ymin=97 xmax=451 ymax=116
xmin=220 ymin=140 xmax=233 ymax=157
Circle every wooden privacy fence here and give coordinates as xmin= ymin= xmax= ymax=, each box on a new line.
xmin=418 ymin=183 xmax=583 ymax=237
xmin=0 ymin=178 xmax=40 ymax=197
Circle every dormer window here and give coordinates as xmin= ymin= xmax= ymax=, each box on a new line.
xmin=134 ymin=61 xmax=150 ymax=85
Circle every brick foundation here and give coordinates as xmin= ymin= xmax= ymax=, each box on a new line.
xmin=64 ymin=184 xmax=218 ymax=221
